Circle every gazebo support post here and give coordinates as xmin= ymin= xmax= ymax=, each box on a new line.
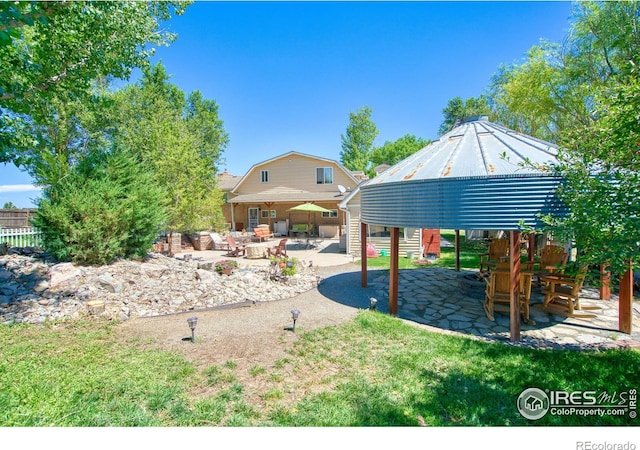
xmin=389 ymin=227 xmax=400 ymax=316
xmin=509 ymin=230 xmax=521 ymax=342
xmin=600 ymin=264 xmax=611 ymax=300
xmin=455 ymin=230 xmax=461 ymax=272
xmin=619 ymin=264 xmax=633 ymax=334
xmin=360 ymin=222 xmax=367 ymax=288
xmin=527 ymin=233 xmax=536 ymax=263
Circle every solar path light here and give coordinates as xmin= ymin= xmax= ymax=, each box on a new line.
xmin=290 ymin=309 xmax=300 ymax=332
xmin=187 ymin=316 xmax=198 ymax=343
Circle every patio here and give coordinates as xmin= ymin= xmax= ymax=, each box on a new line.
xmin=366 ymin=267 xmax=640 ymax=350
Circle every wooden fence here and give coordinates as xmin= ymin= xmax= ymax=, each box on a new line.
xmin=0 ymin=227 xmax=43 ymax=248
xmin=0 ymin=209 xmax=37 ymax=228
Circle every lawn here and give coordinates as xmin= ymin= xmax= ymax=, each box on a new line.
xmin=1 ymin=314 xmax=637 ymax=426
xmin=365 ymin=230 xmax=487 ymax=270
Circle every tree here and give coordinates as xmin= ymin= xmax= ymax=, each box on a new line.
xmin=370 ymin=134 xmax=430 ymax=168
xmin=32 ymin=148 xmax=167 ymax=265
xmin=108 ymin=63 xmax=229 ymax=233
xmin=501 ymin=1 xmax=640 ymax=277
xmin=2 ymin=201 xmax=16 ymax=209
xmin=438 ymin=96 xmax=491 ymax=135
xmin=340 ymin=106 xmax=379 ymax=176
xmin=487 ymin=2 xmax=640 ymax=143
xmin=0 ymin=1 xmax=190 ymax=167
xmin=544 ymin=73 xmax=640 ymax=277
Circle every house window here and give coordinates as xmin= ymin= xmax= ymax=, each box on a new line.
xmin=261 ymin=170 xmax=269 ymax=183
xmin=321 ymin=209 xmax=338 ymax=218
xmin=368 ymin=225 xmax=406 ymax=240
xmin=316 ymin=167 xmax=333 ymax=184
xmin=262 ymin=210 xmax=276 ymax=218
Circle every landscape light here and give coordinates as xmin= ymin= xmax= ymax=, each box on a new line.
xmin=290 ymin=309 xmax=300 ymax=332
xmin=187 ymin=316 xmax=198 ymax=343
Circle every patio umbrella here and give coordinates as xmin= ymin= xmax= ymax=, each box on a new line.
xmin=287 ymin=202 xmax=332 ymax=234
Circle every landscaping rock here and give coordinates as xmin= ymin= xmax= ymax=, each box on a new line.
xmin=0 ymin=252 xmax=321 ymax=325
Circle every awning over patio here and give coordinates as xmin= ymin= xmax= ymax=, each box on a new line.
xmin=229 ymin=188 xmax=343 ymax=204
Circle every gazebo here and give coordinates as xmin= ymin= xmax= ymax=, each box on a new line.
xmin=359 ymin=116 xmax=633 ymax=341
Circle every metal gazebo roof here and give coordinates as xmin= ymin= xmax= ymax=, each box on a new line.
xmin=361 ymin=116 xmax=565 ymax=230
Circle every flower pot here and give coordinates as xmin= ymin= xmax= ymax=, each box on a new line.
xmin=221 ymin=268 xmax=233 ymax=276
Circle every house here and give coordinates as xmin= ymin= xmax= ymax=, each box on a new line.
xmin=338 ymin=184 xmax=426 ymax=258
xmin=220 ymin=151 xmax=360 ymax=237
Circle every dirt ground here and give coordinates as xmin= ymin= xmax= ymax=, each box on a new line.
xmin=116 ymin=264 xmax=377 ymax=405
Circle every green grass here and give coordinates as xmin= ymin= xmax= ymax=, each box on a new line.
xmin=365 ymin=230 xmax=488 ymax=270
xmin=1 ymin=314 xmax=637 ymax=426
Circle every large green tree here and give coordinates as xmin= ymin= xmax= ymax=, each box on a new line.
xmin=545 ymin=72 xmax=640 ymax=276
xmin=487 ymin=1 xmax=640 ymax=276
xmin=487 ymin=2 xmax=640 ymax=143
xmin=0 ymin=0 xmax=189 ymax=168
xmin=108 ymin=63 xmax=229 ymax=233
xmin=438 ymin=96 xmax=491 ymax=135
xmin=340 ymin=106 xmax=379 ymax=176
xmin=370 ymin=134 xmax=430 ymax=168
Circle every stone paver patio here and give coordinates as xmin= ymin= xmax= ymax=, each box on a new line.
xmin=368 ymin=267 xmax=640 ymax=350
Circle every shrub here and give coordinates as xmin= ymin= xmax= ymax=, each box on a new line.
xmin=32 ymin=149 xmax=167 ymax=265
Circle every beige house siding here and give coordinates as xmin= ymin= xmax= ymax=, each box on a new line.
xmin=221 ymin=152 xmax=357 ymax=234
xmin=340 ymin=188 xmax=423 ymax=258
xmin=234 ymin=153 xmax=356 ymax=196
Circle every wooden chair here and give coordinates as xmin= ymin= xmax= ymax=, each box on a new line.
xmin=533 ymin=244 xmax=568 ymax=285
xmin=540 ymin=267 xmax=598 ymax=318
xmin=226 ymin=236 xmax=246 ymax=257
xmin=267 ymin=239 xmax=288 ymax=258
xmin=479 ymin=238 xmax=509 ymax=275
xmin=483 ymin=262 xmax=534 ymax=324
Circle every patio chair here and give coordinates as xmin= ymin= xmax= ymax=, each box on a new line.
xmin=210 ymin=232 xmax=229 ymax=251
xmin=267 ymin=239 xmax=288 ymax=258
xmin=478 ymin=238 xmax=509 ymax=275
xmin=226 ymin=236 xmax=246 ymax=257
xmin=532 ymin=244 xmax=568 ymax=286
xmin=483 ymin=262 xmax=534 ymax=324
xmin=540 ymin=266 xmax=598 ymax=318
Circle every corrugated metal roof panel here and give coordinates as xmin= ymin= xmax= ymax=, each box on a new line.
xmin=367 ymin=117 xmax=557 ymax=184
xmin=360 ymin=117 xmax=564 ymax=230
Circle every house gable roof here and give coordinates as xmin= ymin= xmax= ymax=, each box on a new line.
xmin=231 ymin=151 xmax=359 ymax=194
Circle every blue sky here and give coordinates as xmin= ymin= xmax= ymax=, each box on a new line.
xmin=0 ymin=0 xmax=573 ymax=208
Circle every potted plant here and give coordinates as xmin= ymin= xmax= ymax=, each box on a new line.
xmin=215 ymin=259 xmax=238 ymax=275
xmin=281 ymin=258 xmax=298 ymax=276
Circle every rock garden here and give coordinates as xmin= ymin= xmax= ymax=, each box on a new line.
xmin=0 ymin=247 xmax=320 ymax=325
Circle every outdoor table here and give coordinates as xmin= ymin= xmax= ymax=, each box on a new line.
xmin=245 ymin=242 xmax=269 ymax=259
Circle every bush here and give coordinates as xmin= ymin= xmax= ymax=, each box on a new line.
xmin=32 ymin=149 xmax=167 ymax=265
